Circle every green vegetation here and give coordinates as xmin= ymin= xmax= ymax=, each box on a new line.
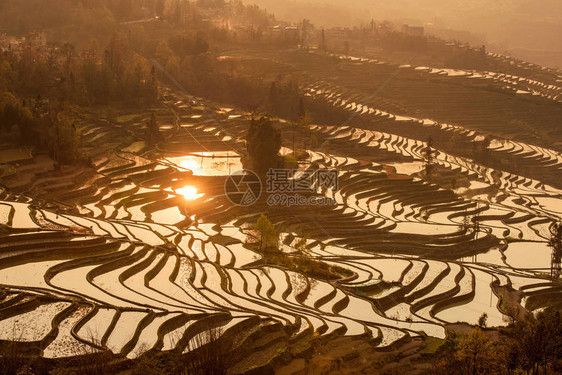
xmin=420 ymin=337 xmax=446 ymax=355
xmin=146 ymin=112 xmax=163 ymax=146
xmin=433 ymin=311 xmax=562 ymax=375
xmin=43 ymin=106 xmax=83 ymax=165
xmin=0 ymin=92 xmax=34 ymax=137
xmin=254 ymin=214 xmax=279 ymax=251
xmin=478 ymin=312 xmax=488 ymax=328
xmin=116 ymin=114 xmax=142 ymax=124
xmin=1 ymin=1 xmax=562 ymax=374
xmin=251 ymin=215 xmax=353 ymax=280
xmin=264 ymin=252 xmax=354 ymax=281
xmin=548 ymin=223 xmax=562 ymax=280
xmin=295 ymin=231 xmax=310 ymax=257
xmin=246 ymin=117 xmax=281 ymax=175
xmin=0 ymin=93 xmax=84 ymax=165
xmin=423 ymin=136 xmax=436 ymax=182
xmin=0 ymin=0 xmax=286 ymax=169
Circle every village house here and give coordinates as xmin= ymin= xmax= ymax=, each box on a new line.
xmin=402 ymin=24 xmax=425 ymax=37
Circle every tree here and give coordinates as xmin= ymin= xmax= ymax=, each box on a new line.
xmin=548 ymin=222 xmax=562 ymax=280
xmin=501 ymin=311 xmax=562 ymax=374
xmin=104 ymin=33 xmax=127 ymax=79
xmin=295 ymin=228 xmax=310 ymax=257
xmin=0 ymin=92 xmax=36 ymax=141
xmin=299 ymin=114 xmax=313 ymax=152
xmin=246 ymin=117 xmax=281 ymax=175
xmin=472 ymin=202 xmax=481 ymax=240
xmin=300 ymin=19 xmax=313 ymax=48
xmin=193 ymin=31 xmax=209 ymax=55
xmin=456 ymin=328 xmax=497 ymax=375
xmin=458 ymin=209 xmax=471 ymax=233
xmin=478 ymin=312 xmax=488 ymax=328
xmin=61 ymin=43 xmax=74 ymax=82
xmin=254 ymin=214 xmax=278 ymax=251
xmin=150 ymin=65 xmax=159 ymax=103
xmin=297 ymin=97 xmax=305 ymax=120
xmin=44 ymin=107 xmax=81 ymax=165
xmin=434 ymin=314 xmax=562 ymax=375
xmin=268 ymin=81 xmax=279 ymax=113
xmin=423 ymin=136 xmax=436 ymax=182
xmin=146 ymin=112 xmax=162 ymax=146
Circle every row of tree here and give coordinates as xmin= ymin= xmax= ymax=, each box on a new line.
xmin=0 ymin=93 xmax=82 ymax=165
xmin=433 ymin=311 xmax=562 ymax=375
xmin=0 ymin=32 xmax=159 ymax=106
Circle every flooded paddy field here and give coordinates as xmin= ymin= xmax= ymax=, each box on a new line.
xmin=0 ymin=50 xmax=561 ymax=374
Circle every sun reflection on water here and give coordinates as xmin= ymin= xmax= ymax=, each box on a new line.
xmin=179 ymin=159 xmax=201 ymax=173
xmin=176 ymin=186 xmax=205 ymax=200
xmin=166 ymin=152 xmax=242 ymax=176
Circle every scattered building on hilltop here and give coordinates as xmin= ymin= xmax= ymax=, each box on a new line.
xmin=402 ymin=24 xmax=425 ymax=37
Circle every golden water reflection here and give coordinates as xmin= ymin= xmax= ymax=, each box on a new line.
xmin=176 ymin=186 xmax=205 ymax=200
xmin=167 ymin=152 xmax=242 ymax=176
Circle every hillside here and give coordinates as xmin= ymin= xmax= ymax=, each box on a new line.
xmin=0 ymin=1 xmax=562 ymax=374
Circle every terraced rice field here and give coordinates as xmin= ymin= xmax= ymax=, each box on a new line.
xmin=1 ymin=51 xmax=561 ymax=372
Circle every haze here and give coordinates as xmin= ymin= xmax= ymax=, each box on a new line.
xmin=246 ymin=0 xmax=562 ymax=68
